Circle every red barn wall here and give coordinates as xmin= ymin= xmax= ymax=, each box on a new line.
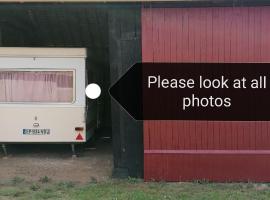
xmin=142 ymin=6 xmax=270 ymax=181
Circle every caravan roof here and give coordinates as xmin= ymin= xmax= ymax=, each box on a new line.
xmin=0 ymin=48 xmax=87 ymax=58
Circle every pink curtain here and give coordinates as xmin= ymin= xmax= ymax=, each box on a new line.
xmin=0 ymin=71 xmax=73 ymax=103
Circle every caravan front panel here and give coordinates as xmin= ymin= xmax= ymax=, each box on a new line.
xmin=0 ymin=48 xmax=86 ymax=143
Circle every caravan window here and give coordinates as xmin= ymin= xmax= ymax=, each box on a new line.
xmin=0 ymin=70 xmax=74 ymax=103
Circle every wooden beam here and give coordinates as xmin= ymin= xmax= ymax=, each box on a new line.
xmin=0 ymin=0 xmax=267 ymax=3
xmin=108 ymin=7 xmax=143 ymax=178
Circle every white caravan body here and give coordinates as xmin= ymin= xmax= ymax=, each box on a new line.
xmin=0 ymin=48 xmax=86 ymax=143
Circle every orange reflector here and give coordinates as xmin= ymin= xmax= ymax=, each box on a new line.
xmin=75 ymin=127 xmax=84 ymax=131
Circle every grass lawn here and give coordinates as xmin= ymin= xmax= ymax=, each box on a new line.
xmin=1 ymin=177 xmax=270 ymax=200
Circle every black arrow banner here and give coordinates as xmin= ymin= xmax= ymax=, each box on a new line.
xmin=109 ymin=63 xmax=270 ymax=121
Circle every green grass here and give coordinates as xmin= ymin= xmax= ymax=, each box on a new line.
xmin=1 ymin=177 xmax=270 ymax=200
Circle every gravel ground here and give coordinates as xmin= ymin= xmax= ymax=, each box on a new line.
xmin=0 ymin=138 xmax=113 ymax=183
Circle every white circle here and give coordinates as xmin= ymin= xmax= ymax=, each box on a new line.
xmin=85 ymin=83 xmax=101 ymax=99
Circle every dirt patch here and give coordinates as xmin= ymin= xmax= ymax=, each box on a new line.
xmin=0 ymin=139 xmax=113 ymax=183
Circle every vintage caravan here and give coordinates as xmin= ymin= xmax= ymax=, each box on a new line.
xmin=0 ymin=48 xmax=88 ymax=156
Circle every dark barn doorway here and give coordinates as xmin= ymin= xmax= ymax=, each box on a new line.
xmin=0 ymin=3 xmax=143 ymax=178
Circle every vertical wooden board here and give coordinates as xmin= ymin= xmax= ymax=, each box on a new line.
xmin=195 ymin=121 xmax=202 ymax=149
xmin=177 ymin=121 xmax=185 ymax=149
xmin=162 ymin=153 xmax=168 ymax=180
xmin=235 ymin=123 xmax=241 ymax=149
xmin=181 ymin=120 xmax=190 ymax=149
xmin=248 ymin=7 xmax=256 ymax=62
xmin=144 ymin=121 xmax=150 ymax=150
xmin=160 ymin=121 xmax=166 ymax=150
xmin=242 ymin=122 xmax=251 ymax=149
xmin=144 ymin=155 xmax=155 ymax=181
xmin=157 ymin=8 xmax=165 ymax=62
xmin=182 ymin=154 xmax=194 ymax=180
xmin=164 ymin=9 xmax=171 ymax=62
xmin=148 ymin=121 xmax=153 ymax=149
xmin=230 ymin=122 xmax=238 ymax=149
xmin=237 ymin=123 xmax=244 ymax=149
xmin=150 ymin=154 xmax=159 ymax=181
xmin=172 ymin=121 xmax=179 ymax=149
xmin=142 ymin=8 xmax=153 ymax=62
xmin=187 ymin=8 xmax=195 ymax=61
xmin=218 ymin=122 xmax=226 ymax=149
xmin=170 ymin=9 xmax=178 ymax=62
xmin=199 ymin=8 xmax=207 ymax=62
xmin=180 ymin=121 xmax=187 ymax=149
xmin=167 ymin=154 xmax=177 ymax=181
xmin=189 ymin=121 xmax=197 ymax=149
xmin=261 ymin=7 xmax=270 ymax=61
xmin=170 ymin=154 xmax=179 ymax=181
xmin=193 ymin=8 xmax=201 ymax=62
xmin=195 ymin=155 xmax=204 ymax=180
xmin=224 ymin=122 xmax=232 ymax=149
xmin=168 ymin=155 xmax=175 ymax=181
xmin=240 ymin=8 xmax=249 ymax=62
xmin=152 ymin=8 xmax=160 ymax=62
xmin=175 ymin=121 xmax=180 ymax=149
xmin=268 ymin=122 xmax=270 ymax=149
xmin=230 ymin=8 xmax=237 ymax=62
xmin=179 ymin=154 xmax=191 ymax=181
xmin=176 ymin=9 xmax=183 ymax=61
xmin=213 ymin=122 xmax=220 ymax=149
xmin=249 ymin=122 xmax=256 ymax=149
xmin=212 ymin=7 xmax=220 ymax=62
xmin=168 ymin=121 xmax=174 ymax=150
xmin=253 ymin=7 xmax=262 ymax=62
xmin=193 ymin=8 xmax=200 ymax=62
xmin=182 ymin=8 xmax=190 ymax=62
xmin=207 ymin=121 xmax=214 ymax=149
xmin=165 ymin=121 xmax=171 ymax=150
xmin=261 ymin=122 xmax=268 ymax=149
xmin=164 ymin=154 xmax=171 ymax=181
xmin=254 ymin=121 xmax=258 ymax=149
xmin=158 ymin=121 xmax=163 ymax=149
xmin=152 ymin=154 xmax=160 ymax=181
xmin=157 ymin=122 xmax=163 ymax=150
xmin=235 ymin=7 xmax=243 ymax=62
xmin=201 ymin=120 xmax=208 ymax=150
xmin=255 ymin=121 xmax=262 ymax=149
xmin=205 ymin=8 xmax=213 ymax=62
xmin=217 ymin=7 xmax=225 ymax=62
xmin=144 ymin=154 xmax=150 ymax=180
xmin=150 ymin=121 xmax=158 ymax=149
xmin=258 ymin=122 xmax=264 ymax=149
xmin=223 ymin=7 xmax=230 ymax=62
xmin=241 ymin=123 xmax=249 ymax=149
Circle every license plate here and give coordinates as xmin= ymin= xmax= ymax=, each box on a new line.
xmin=23 ymin=129 xmax=50 ymax=135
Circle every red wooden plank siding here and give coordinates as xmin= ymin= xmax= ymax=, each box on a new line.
xmin=142 ymin=6 xmax=270 ymax=181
